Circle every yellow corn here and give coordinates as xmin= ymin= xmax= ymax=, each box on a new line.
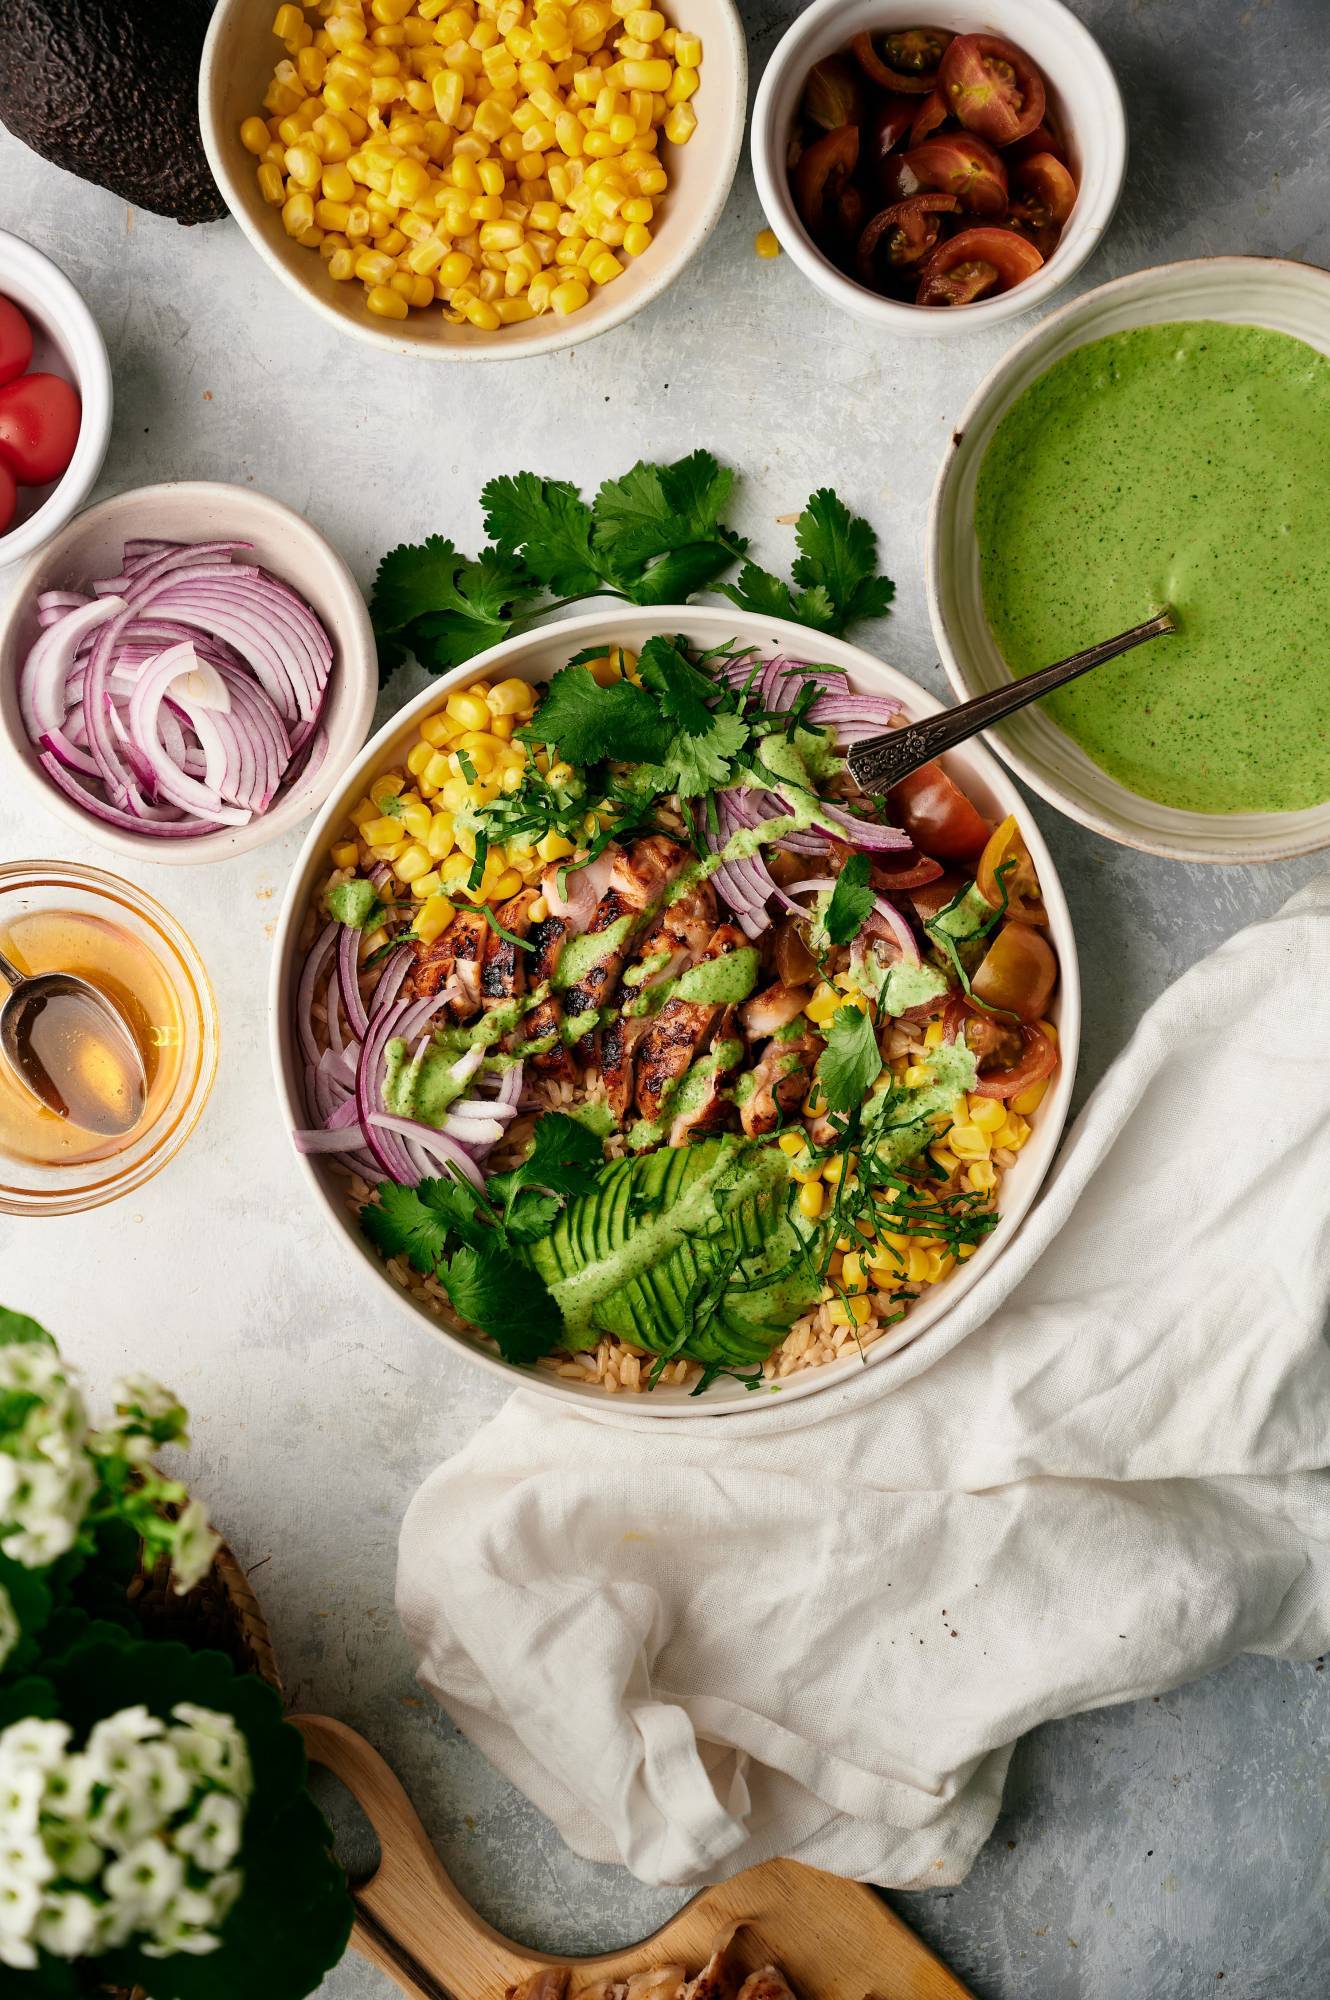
xmin=414 ymin=892 xmax=456 ymax=943
xmin=536 ymin=829 xmax=575 ymax=863
xmin=947 ymin=1123 xmax=990 ymax=1161
xmin=827 ymin=1295 xmax=872 ymax=1328
xmin=754 ymin=228 xmax=780 ymax=259
xmin=1011 ymin=1078 xmax=1049 ymax=1116
xmin=330 ymin=840 xmax=361 ymax=868
xmin=968 ymin=1095 xmax=1006 ymax=1133
xmin=796 ymin=1179 xmax=824 ymax=1221
xmin=967 ymin=1160 xmax=997 ymax=1194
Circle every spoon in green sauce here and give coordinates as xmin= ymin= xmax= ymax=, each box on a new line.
xmin=845 ymin=609 xmax=1176 ymax=798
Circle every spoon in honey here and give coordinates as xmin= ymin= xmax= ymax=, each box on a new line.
xmin=0 ymin=948 xmax=147 ymax=1136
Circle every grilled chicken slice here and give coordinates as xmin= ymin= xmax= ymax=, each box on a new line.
xmin=542 ymin=847 xmax=615 ymax=928
xmin=609 ymin=833 xmax=688 ymax=911
xmin=634 ymin=924 xmax=746 ymax=1125
xmin=740 ymin=1022 xmax=824 ymax=1138
xmin=740 ymin=981 xmax=810 ymax=1040
xmin=480 ymin=887 xmax=540 ymax=1005
xmin=523 ymin=913 xmax=576 ymax=1080
xmin=626 ymin=1972 xmax=688 ymax=1999
xmin=509 ymin=1973 xmax=570 ymax=2000
xmin=562 ymin=838 xmax=689 ymax=1037
xmin=735 ymin=1973 xmax=796 ymax=2000
xmin=411 ymin=906 xmax=488 ymax=1016
xmin=683 ymin=1935 xmax=745 ymax=2000
xmin=597 ymin=1009 xmax=638 ymax=1126
xmin=668 ymin=1006 xmax=740 ymax=1147
xmin=601 ymin=884 xmax=720 ymax=1125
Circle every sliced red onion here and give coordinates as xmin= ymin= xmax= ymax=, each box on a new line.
xmin=337 ymin=925 xmax=370 ymax=1041
xmin=296 ymin=923 xmax=339 ymax=1069
xmin=367 ymin=1113 xmax=486 ymax=1190
xmin=773 ymin=788 xmax=912 ymax=852
xmin=865 ymin=893 xmax=921 ymax=964
xmin=295 ymin=1126 xmax=365 ymax=1155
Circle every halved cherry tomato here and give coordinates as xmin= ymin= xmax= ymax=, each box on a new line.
xmin=970 ymin=922 xmax=1058 ymax=1022
xmin=888 ymin=761 xmax=992 ymax=862
xmin=828 ymin=838 xmax=945 ymax=895
xmin=867 ymin=93 xmax=920 ymax=169
xmin=1014 ymin=151 xmax=1077 ymax=226
xmin=0 ymin=457 xmax=16 ymax=536
xmin=802 ymin=54 xmax=865 ymax=130
xmin=916 ymin=226 xmax=1043 ymax=307
xmin=908 ymin=89 xmax=948 ymax=145
xmin=771 ymin=913 xmax=817 ymax=985
xmin=969 ymin=1019 xmax=1059 ymax=1100
xmin=938 ymin=33 xmax=1046 ymax=146
xmin=857 ymin=193 xmax=959 ymax=283
xmin=908 ymin=871 xmax=965 ymax=922
xmin=975 ymin=814 xmax=1047 ymax=923
xmin=902 ymin=134 xmax=1008 ymax=219
xmin=1009 ymin=121 xmax=1068 ymax=164
xmin=792 ymin=124 xmax=860 ymax=237
xmin=0 ymin=374 xmax=81 ymax=487
xmin=946 ymin=997 xmax=1023 ymax=1074
xmin=1005 ymin=200 xmax=1059 ymax=261
xmin=852 ymin=26 xmax=953 ymax=94
xmin=0 ymin=298 xmax=33 ymax=388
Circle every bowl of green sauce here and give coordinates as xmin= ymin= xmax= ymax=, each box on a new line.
xmin=928 ymin=255 xmax=1330 ymax=861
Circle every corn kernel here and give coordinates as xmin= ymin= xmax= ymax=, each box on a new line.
xmin=330 ymin=840 xmax=360 ymax=869
xmin=242 ymin=115 xmax=272 ymax=155
xmin=948 ymin=1123 xmax=990 ymax=1161
xmin=621 ymin=219 xmax=651 ymax=255
xmin=796 ymin=1179 xmax=824 ymax=1221
xmin=537 ymin=829 xmax=575 ymax=863
xmin=393 ymin=842 xmax=433 ymax=884
xmin=415 ymin=893 xmax=456 ymax=944
xmin=967 ymin=1161 xmax=997 ymax=1194
xmin=1011 ymin=1078 xmax=1049 ymax=1116
xmin=426 ymin=810 xmax=456 ymax=858
xmin=663 ymin=100 xmax=695 ymax=143
xmin=257 ymin=161 xmax=287 ymax=204
xmin=827 ymin=1295 xmax=872 ymax=1328
xmin=754 ymin=227 xmax=780 ymax=259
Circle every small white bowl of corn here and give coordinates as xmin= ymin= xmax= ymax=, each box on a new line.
xmin=200 ymin=0 xmax=746 ymax=359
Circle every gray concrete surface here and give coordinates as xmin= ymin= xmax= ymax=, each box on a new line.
xmin=1 ymin=0 xmax=1327 ymax=1994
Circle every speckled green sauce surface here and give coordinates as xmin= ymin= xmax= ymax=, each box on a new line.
xmin=976 ymin=321 xmax=1330 ymax=814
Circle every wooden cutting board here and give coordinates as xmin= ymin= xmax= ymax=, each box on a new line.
xmin=294 ymin=1715 xmax=975 ymax=2000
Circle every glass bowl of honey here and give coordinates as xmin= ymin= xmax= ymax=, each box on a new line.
xmin=0 ymin=862 xmax=218 ymax=1214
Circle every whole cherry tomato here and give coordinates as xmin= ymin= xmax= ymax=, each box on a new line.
xmin=0 ymin=297 xmax=33 ymax=388
xmin=0 ymin=374 xmax=81 ymax=486
xmin=0 ymin=457 xmax=16 ymax=536
xmin=888 ymin=761 xmax=993 ymax=861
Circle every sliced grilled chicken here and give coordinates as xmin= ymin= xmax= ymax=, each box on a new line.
xmin=597 ymin=1009 xmax=638 ymax=1125
xmin=561 ymin=881 xmax=638 ymax=1028
xmin=524 ymin=913 xmax=576 ymax=1080
xmin=542 ymin=847 xmax=616 ymax=928
xmin=411 ymin=906 xmax=488 ymax=1017
xmin=508 ymin=1973 xmax=570 ymax=2000
xmin=600 ymin=883 xmax=720 ymax=1125
xmin=668 ymin=1005 xmax=740 ymax=1147
xmin=562 ymin=838 xmax=689 ymax=1034
xmin=609 ymin=833 xmax=688 ymax=911
xmin=626 ymin=1971 xmax=688 ymax=1998
xmin=683 ymin=1934 xmax=745 ymax=2000
xmin=740 ymin=981 xmax=810 ymax=1040
xmin=480 ymin=887 xmax=540 ymax=1005
xmin=735 ymin=1972 xmax=796 ymax=2000
xmin=740 ymin=1022 xmax=824 ymax=1138
xmin=634 ymin=924 xmax=746 ymax=1124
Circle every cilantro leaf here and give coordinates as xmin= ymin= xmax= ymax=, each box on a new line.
xmin=361 ymin=1177 xmax=486 ymax=1273
xmin=816 ymin=1003 xmax=883 ymax=1115
xmin=718 ymin=561 xmax=796 ymax=623
xmin=520 ymin=663 xmax=671 ymax=764
xmin=440 ymin=1242 xmax=563 ymax=1364
xmin=371 ymin=538 xmax=535 ymax=676
xmin=488 ymin=1110 xmax=605 ymax=1205
xmin=636 ymin=709 xmax=749 ymax=798
xmin=481 ymin=472 xmax=602 ymax=597
xmin=790 ymin=489 xmax=896 ymax=634
xmin=326 ymin=880 xmax=384 ymax=930
xmin=592 ymin=450 xmax=747 ymax=600
xmin=636 ymin=633 xmax=720 ymax=735
xmin=501 ymin=1188 xmax=562 ymax=1244
xmin=822 ymin=853 xmax=875 ymax=948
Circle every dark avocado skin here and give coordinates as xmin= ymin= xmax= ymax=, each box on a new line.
xmin=0 ymin=0 xmax=225 ymax=224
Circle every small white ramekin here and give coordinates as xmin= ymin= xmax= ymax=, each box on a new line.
xmin=0 ymin=231 xmax=112 ymax=570
xmin=751 ymin=0 xmax=1127 ymax=338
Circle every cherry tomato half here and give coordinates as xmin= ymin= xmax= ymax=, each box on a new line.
xmin=975 ymin=813 xmax=1047 ymax=923
xmin=888 ymin=761 xmax=993 ymax=862
xmin=908 ymin=871 xmax=966 ymax=922
xmin=0 ymin=374 xmax=81 ymax=487
xmin=969 ymin=1019 xmax=1059 ymax=1100
xmin=857 ymin=193 xmax=959 ymax=283
xmin=852 ymin=26 xmax=953 ymax=94
xmin=1009 ymin=121 xmax=1068 ymax=165
xmin=902 ymin=133 xmax=1008 ymax=218
xmin=867 ymin=92 xmax=920 ymax=170
xmin=0 ymin=457 xmax=16 ymax=536
xmin=0 ymin=297 xmax=33 ymax=389
xmin=970 ymin=922 xmax=1058 ymax=1022
xmin=938 ymin=33 xmax=1047 ymax=146
xmin=1005 ymin=199 xmax=1059 ymax=261
xmin=802 ymin=54 xmax=865 ymax=131
xmin=908 ymin=89 xmax=948 ymax=145
xmin=1014 ymin=151 xmax=1077 ymax=226
xmin=792 ymin=123 xmax=860 ymax=237
xmin=916 ymin=226 xmax=1043 ymax=307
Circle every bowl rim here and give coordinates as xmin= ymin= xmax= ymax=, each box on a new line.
xmin=198 ymin=0 xmax=748 ymax=363
xmin=749 ymin=0 xmax=1128 ymax=337
xmin=926 ymin=252 xmax=1330 ymax=862
xmin=0 ymin=230 xmax=113 ymax=569
xmin=269 ymin=603 xmax=1082 ymax=1417
xmin=0 ymin=478 xmax=379 ymax=865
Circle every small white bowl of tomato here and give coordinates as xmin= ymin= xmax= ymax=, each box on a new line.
xmin=751 ymin=0 xmax=1126 ymax=334
xmin=0 ymin=232 xmax=112 ymax=568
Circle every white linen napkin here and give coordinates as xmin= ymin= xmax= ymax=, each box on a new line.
xmin=397 ymin=874 xmax=1330 ymax=1889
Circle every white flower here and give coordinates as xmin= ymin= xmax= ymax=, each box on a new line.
xmin=170 ymin=1497 xmax=220 ymax=1596
xmin=113 ymin=1375 xmax=188 ymax=1434
xmin=208 ymin=1867 xmax=243 ymax=1923
xmin=0 ymin=1347 xmax=66 ymax=1397
xmin=0 ymin=1456 xmax=93 ymax=1567
xmin=0 ymin=1829 xmax=53 ymax=1896
xmin=41 ymin=1820 xmax=102 ymax=1885
xmin=175 ymin=1792 xmax=244 ymax=1873
xmin=38 ymin=1749 xmax=94 ymax=1824
xmin=104 ymin=1837 xmax=184 ymax=1921
xmin=0 ymin=1764 xmax=43 ymax=1834
xmin=83 ymin=1706 xmax=162 ymax=1783
xmin=33 ymin=1890 xmax=100 ymax=1960
xmin=0 ymin=1717 xmax=70 ymax=1774
xmin=141 ymin=1885 xmax=225 ymax=1959
xmin=0 ymin=1872 xmax=42 ymax=1952
xmin=94 ymin=1776 xmax=172 ymax=1855
xmin=170 ymin=1706 xmax=252 ymax=1799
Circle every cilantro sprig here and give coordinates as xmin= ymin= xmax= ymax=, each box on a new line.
xmin=372 ymin=454 xmax=894 ymax=677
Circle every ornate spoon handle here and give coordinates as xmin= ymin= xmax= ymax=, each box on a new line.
xmin=844 ymin=610 xmax=1176 ymax=796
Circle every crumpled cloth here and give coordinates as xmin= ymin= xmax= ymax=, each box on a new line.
xmin=397 ymin=873 xmax=1330 ymax=1889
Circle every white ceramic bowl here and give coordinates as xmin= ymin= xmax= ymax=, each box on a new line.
xmin=199 ymin=0 xmax=746 ymax=362
xmin=929 ymin=255 xmax=1330 ymax=863
xmin=0 ymin=231 xmax=112 ymax=570
xmin=0 ymin=481 xmax=378 ymax=865
xmin=751 ymin=0 xmax=1126 ymax=337
xmin=271 ymin=605 xmax=1081 ymax=1415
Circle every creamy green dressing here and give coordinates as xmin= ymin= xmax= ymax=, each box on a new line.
xmin=976 ymin=321 xmax=1330 ymax=814
xmin=626 ymin=1037 xmax=745 ymax=1151
xmin=865 ymin=1042 xmax=978 ymax=1170
xmin=625 ymin=946 xmax=759 ymax=1018
xmin=382 ymin=1036 xmax=475 ymax=1125
xmin=553 ymin=915 xmax=636 ymax=991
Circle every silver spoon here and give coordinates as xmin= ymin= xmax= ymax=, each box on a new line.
xmin=0 ymin=946 xmax=147 ymax=1136
xmin=844 ymin=610 xmax=1177 ymax=797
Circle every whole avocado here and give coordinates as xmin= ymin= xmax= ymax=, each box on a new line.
xmin=0 ymin=0 xmax=225 ymax=225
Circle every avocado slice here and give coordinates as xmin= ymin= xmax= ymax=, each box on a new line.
xmin=0 ymin=0 xmax=225 ymax=224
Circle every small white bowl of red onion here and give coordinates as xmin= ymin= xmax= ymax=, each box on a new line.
xmin=0 ymin=482 xmax=379 ymax=863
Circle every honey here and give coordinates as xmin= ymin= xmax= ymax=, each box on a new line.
xmin=0 ymin=908 xmax=181 ymax=1167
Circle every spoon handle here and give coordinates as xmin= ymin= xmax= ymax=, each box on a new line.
xmin=0 ymin=949 xmax=23 ymax=991
xmin=844 ymin=610 xmax=1176 ymax=797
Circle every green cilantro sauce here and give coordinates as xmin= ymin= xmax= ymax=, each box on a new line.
xmin=553 ymin=915 xmax=636 ymax=990
xmin=626 ymin=1036 xmax=744 ymax=1150
xmin=624 ymin=945 xmax=759 ymax=1018
xmin=976 ymin=321 xmax=1330 ymax=814
xmin=865 ymin=1042 xmax=978 ymax=1171
xmin=383 ymin=1037 xmax=471 ymax=1124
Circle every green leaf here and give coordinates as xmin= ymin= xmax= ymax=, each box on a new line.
xmin=481 ymin=471 xmax=602 ymax=596
xmin=718 ymin=562 xmax=796 ymax=623
xmin=816 ymin=1003 xmax=883 ymax=1114
xmin=592 ymin=451 xmax=747 ymax=600
xmin=790 ymin=489 xmax=896 ymax=634
xmin=0 ymin=1308 xmax=54 ymax=1350
xmin=440 ymin=1243 xmax=563 ymax=1365
xmin=371 ymin=538 xmax=535 ymax=675
xmin=488 ymin=1110 xmax=605 ymax=1205
xmin=822 ymin=853 xmax=875 ymax=948
xmin=637 ymin=709 xmax=749 ymax=799
xmin=500 ymin=1189 xmax=562 ymax=1245
xmin=619 ymin=537 xmax=746 ymax=606
xmin=520 ymin=663 xmax=671 ymax=765
xmin=636 ymin=634 xmax=720 ymax=735
xmin=789 ymin=582 xmax=840 ymax=633
xmin=361 ymin=1176 xmax=486 ymax=1274
xmin=325 ymin=879 xmax=384 ymax=930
